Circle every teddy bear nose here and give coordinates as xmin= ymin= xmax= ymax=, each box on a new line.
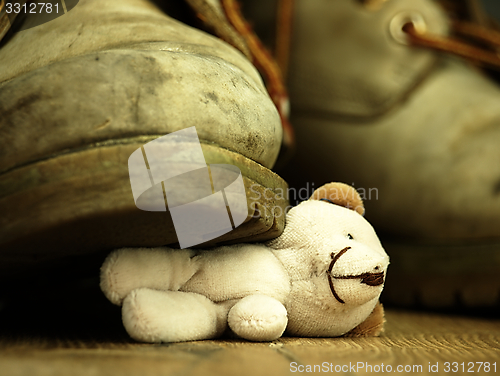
xmin=360 ymin=271 xmax=385 ymax=287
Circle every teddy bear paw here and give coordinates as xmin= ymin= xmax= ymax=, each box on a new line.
xmin=227 ymin=295 xmax=288 ymax=341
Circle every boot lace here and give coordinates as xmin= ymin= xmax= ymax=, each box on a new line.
xmin=367 ymin=0 xmax=500 ymax=71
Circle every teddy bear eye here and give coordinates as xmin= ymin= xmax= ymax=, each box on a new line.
xmin=347 ymin=233 xmax=354 ymax=240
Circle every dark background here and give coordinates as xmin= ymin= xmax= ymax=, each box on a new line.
xmin=483 ymin=0 xmax=500 ymax=21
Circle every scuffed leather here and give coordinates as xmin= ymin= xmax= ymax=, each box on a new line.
xmin=0 ymin=0 xmax=282 ymax=172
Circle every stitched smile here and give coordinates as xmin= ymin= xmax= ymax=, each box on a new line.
xmin=327 ymin=247 xmax=385 ymax=304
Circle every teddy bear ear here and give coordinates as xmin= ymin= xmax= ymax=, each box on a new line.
xmin=309 ymin=182 xmax=365 ymax=216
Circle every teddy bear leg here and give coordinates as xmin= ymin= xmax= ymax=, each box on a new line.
xmin=227 ymin=294 xmax=288 ymax=341
xmin=122 ymin=288 xmax=228 ymax=343
xmin=100 ymin=247 xmax=200 ymax=305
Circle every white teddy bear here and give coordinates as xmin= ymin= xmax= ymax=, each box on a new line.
xmin=100 ymin=183 xmax=389 ymax=342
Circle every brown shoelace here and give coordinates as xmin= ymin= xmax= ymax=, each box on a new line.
xmin=361 ymin=0 xmax=500 ymax=71
xmin=404 ymin=20 xmax=500 ymax=71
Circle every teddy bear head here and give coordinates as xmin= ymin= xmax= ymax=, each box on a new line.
xmin=266 ymin=183 xmax=389 ymax=337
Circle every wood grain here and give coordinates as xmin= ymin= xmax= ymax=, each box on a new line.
xmin=0 ymin=310 xmax=499 ymax=376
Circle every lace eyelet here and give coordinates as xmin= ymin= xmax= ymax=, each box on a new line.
xmin=389 ymin=11 xmax=428 ymax=45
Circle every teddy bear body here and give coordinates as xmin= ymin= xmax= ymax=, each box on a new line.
xmin=100 ymin=183 xmax=390 ymax=342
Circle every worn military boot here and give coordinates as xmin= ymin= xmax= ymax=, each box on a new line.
xmin=0 ymin=0 xmax=289 ymax=275
xmin=243 ymin=0 xmax=500 ymax=310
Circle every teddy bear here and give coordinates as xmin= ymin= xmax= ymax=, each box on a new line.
xmin=100 ymin=182 xmax=389 ymax=342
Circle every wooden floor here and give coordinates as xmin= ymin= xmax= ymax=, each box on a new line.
xmin=1 ymin=309 xmax=499 ymax=376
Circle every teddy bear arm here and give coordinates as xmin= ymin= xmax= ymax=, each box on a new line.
xmin=227 ymin=294 xmax=288 ymax=342
xmin=122 ymin=288 xmax=229 ymax=343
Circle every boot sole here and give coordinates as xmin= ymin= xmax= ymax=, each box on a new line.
xmin=382 ymin=239 xmax=500 ymax=310
xmin=0 ymin=136 xmax=289 ymax=275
